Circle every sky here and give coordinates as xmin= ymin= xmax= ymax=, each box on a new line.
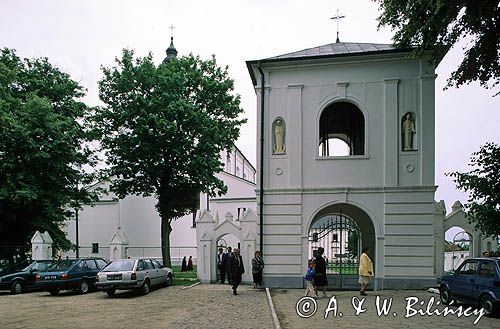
xmin=1 ymin=0 xmax=499 ymax=239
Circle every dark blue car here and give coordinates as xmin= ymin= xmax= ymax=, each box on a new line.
xmin=440 ymin=257 xmax=500 ymax=316
xmin=35 ymin=258 xmax=107 ymax=295
xmin=0 ymin=260 xmax=54 ymax=294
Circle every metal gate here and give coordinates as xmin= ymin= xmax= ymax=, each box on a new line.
xmin=309 ymin=213 xmax=362 ymax=290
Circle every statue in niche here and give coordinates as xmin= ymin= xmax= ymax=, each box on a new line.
xmin=272 ymin=118 xmax=286 ymax=154
xmin=402 ymin=112 xmax=416 ymax=151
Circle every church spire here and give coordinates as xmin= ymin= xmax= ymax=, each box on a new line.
xmin=164 ymin=24 xmax=178 ymax=63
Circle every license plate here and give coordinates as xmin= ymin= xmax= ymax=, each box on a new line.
xmin=107 ymin=274 xmax=122 ymax=280
xmin=45 ymin=275 xmax=57 ymax=280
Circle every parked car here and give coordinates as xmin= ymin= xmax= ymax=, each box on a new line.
xmin=96 ymin=258 xmax=173 ymax=296
xmin=0 ymin=260 xmax=54 ymax=294
xmin=440 ymin=257 xmax=500 ymax=316
xmin=35 ymin=258 xmax=107 ymax=295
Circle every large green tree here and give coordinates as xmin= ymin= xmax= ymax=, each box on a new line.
xmin=94 ymin=50 xmax=245 ymax=267
xmin=449 ymin=142 xmax=500 ymax=238
xmin=0 ymin=48 xmax=97 ymax=261
xmin=376 ymin=0 xmax=499 ymax=92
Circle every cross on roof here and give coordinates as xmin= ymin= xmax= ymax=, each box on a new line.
xmin=330 ymin=9 xmax=345 ymax=43
xmin=169 ymin=24 xmax=175 ymax=38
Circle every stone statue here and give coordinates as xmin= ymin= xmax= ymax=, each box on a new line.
xmin=273 ymin=118 xmax=286 ymax=154
xmin=402 ymin=113 xmax=416 ymax=151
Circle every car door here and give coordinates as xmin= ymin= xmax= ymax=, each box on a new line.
xmin=152 ymin=259 xmax=167 ymax=284
xmin=474 ymin=260 xmax=495 ymax=301
xmin=27 ymin=261 xmax=51 ymax=289
xmin=451 ymin=259 xmax=479 ymax=301
xmin=84 ymin=260 xmax=99 ymax=284
xmin=144 ymin=259 xmax=158 ymax=285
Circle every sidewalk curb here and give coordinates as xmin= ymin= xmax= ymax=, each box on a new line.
xmin=265 ymin=288 xmax=282 ymax=329
xmin=181 ymin=281 xmax=201 ymax=290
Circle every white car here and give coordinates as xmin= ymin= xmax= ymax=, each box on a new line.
xmin=96 ymin=258 xmax=172 ymax=296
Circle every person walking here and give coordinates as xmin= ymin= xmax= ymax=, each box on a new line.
xmin=251 ymin=250 xmax=264 ymax=289
xmin=187 ymin=256 xmax=193 ymax=271
xmin=217 ymin=248 xmax=226 ymax=283
xmin=358 ymin=247 xmax=374 ymax=296
xmin=225 ymin=246 xmax=233 ymax=285
xmin=181 ymin=256 xmax=187 ymax=272
xmin=313 ymin=247 xmax=328 ymax=297
xmin=304 ymin=260 xmax=318 ymax=297
xmin=229 ymin=248 xmax=244 ymax=295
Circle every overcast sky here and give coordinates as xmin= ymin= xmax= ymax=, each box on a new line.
xmin=1 ymin=0 xmax=499 ymax=238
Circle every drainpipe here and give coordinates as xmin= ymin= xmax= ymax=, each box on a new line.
xmin=258 ymin=62 xmax=265 ymax=255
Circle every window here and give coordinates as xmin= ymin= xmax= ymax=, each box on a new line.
xmin=318 ymin=102 xmax=365 ymax=156
xmin=144 ymin=260 xmax=154 ymax=270
xmin=237 ymin=207 xmax=246 ymax=220
xmin=137 ymin=260 xmax=145 ymax=271
xmin=96 ymin=259 xmax=107 ymax=269
xmin=92 ymin=243 xmax=99 ymax=254
xmin=152 ymin=259 xmax=163 ymax=269
xmin=457 ymin=260 xmax=479 ymax=275
xmin=478 ymin=261 xmax=494 ymax=278
xmin=85 ymin=260 xmax=97 ymax=270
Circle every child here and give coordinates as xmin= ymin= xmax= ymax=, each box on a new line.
xmin=304 ymin=260 xmax=318 ymax=297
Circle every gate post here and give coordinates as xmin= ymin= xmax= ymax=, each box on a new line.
xmin=109 ymin=227 xmax=129 ymax=261
xmin=31 ymin=231 xmax=53 ymax=260
xmin=196 ymin=210 xmax=216 ymax=283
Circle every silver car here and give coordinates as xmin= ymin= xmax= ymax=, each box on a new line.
xmin=96 ymin=258 xmax=172 ymax=296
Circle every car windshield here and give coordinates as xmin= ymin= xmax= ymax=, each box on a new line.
xmin=101 ymin=260 xmax=135 ymax=272
xmin=21 ymin=262 xmax=34 ymax=272
xmin=48 ymin=260 xmax=78 ymax=271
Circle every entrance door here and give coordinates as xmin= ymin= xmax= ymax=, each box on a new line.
xmin=309 ymin=213 xmax=362 ymax=290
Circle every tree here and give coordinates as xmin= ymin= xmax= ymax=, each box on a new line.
xmin=0 ymin=48 xmax=97 ymax=262
xmin=94 ymin=50 xmax=245 ymax=267
xmin=448 ymin=142 xmax=500 ymax=238
xmin=376 ymin=0 xmax=499 ymax=93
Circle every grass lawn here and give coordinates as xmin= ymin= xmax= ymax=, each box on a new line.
xmin=172 ymin=265 xmax=199 ymax=286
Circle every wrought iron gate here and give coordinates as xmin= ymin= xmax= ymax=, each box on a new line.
xmin=309 ymin=213 xmax=362 ymax=290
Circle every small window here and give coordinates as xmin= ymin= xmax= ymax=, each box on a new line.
xmin=457 ymin=260 xmax=479 ymax=275
xmin=85 ymin=260 xmax=97 ymax=270
xmin=478 ymin=261 xmax=494 ymax=278
xmin=137 ymin=260 xmax=145 ymax=271
xmin=144 ymin=260 xmax=154 ymax=270
xmin=92 ymin=243 xmax=99 ymax=254
xmin=152 ymin=259 xmax=163 ymax=269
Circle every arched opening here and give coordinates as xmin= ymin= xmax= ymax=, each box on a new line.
xmin=318 ymin=102 xmax=365 ymax=156
xmin=444 ymin=226 xmax=472 ymax=273
xmin=308 ymin=203 xmax=375 ymax=289
xmin=216 ymin=233 xmax=240 ymax=284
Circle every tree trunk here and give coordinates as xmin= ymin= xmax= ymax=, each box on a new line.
xmin=161 ymin=218 xmax=172 ymax=268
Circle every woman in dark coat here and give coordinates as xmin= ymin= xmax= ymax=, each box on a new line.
xmin=181 ymin=256 xmax=187 ymax=272
xmin=314 ymin=247 xmax=328 ymax=297
xmin=186 ymin=256 xmax=193 ymax=271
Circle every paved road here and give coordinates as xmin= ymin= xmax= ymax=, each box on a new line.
xmin=271 ymin=289 xmax=497 ymax=329
xmin=0 ymin=284 xmax=497 ymax=328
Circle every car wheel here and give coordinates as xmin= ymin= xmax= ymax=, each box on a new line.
xmin=165 ymin=274 xmax=172 ymax=287
xmin=480 ymin=295 xmax=497 ymax=317
xmin=79 ymin=280 xmax=90 ymax=294
xmin=48 ymin=288 xmax=60 ymax=296
xmin=106 ymin=288 xmax=116 ymax=296
xmin=10 ymin=281 xmax=23 ymax=294
xmin=439 ymin=286 xmax=453 ymax=305
xmin=141 ymin=280 xmax=150 ymax=295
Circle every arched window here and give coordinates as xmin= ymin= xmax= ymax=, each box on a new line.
xmin=318 ymin=102 xmax=365 ymax=156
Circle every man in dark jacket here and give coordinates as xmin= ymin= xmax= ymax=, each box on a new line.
xmin=229 ymin=248 xmax=244 ymax=295
xmin=225 ymin=246 xmax=233 ymax=285
xmin=217 ymin=248 xmax=226 ymax=283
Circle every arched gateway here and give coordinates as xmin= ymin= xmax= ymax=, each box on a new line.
xmin=308 ymin=203 xmax=375 ymax=290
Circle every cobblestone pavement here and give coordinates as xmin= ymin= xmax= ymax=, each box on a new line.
xmin=271 ymin=289 xmax=498 ymax=329
xmin=0 ymin=284 xmax=273 ymax=329
xmin=1 ymin=285 xmax=498 ymax=329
